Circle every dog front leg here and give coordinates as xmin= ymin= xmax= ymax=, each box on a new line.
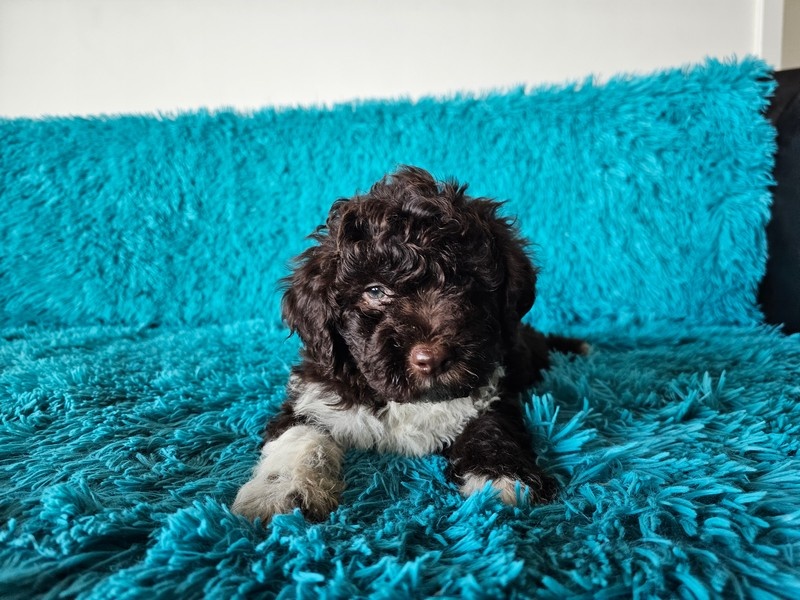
xmin=232 ymin=424 xmax=344 ymax=523
xmin=445 ymin=403 xmax=557 ymax=505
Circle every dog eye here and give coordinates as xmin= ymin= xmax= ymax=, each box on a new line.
xmin=365 ymin=286 xmax=386 ymax=299
xmin=363 ymin=285 xmax=391 ymax=303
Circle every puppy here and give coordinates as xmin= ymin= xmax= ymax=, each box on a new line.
xmin=232 ymin=166 xmax=587 ymax=522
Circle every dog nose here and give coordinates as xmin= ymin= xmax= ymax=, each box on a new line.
xmin=409 ymin=344 xmax=450 ymax=375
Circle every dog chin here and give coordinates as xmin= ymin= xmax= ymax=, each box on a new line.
xmin=402 ymin=374 xmax=476 ymax=403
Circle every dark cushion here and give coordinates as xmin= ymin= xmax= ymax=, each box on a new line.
xmin=760 ymin=69 xmax=800 ymax=333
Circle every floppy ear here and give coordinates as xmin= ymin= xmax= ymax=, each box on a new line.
xmin=480 ymin=202 xmax=538 ymax=327
xmin=499 ymin=225 xmax=537 ymax=322
xmin=496 ymin=225 xmax=538 ymax=355
xmin=281 ymin=242 xmax=340 ymax=372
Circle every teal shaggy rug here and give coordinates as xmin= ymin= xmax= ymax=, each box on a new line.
xmin=2 ymin=58 xmax=800 ymax=598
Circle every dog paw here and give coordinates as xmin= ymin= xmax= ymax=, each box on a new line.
xmin=232 ymin=471 xmax=342 ymax=523
xmin=459 ymin=471 xmax=557 ymax=505
xmin=231 ymin=424 xmax=345 ymax=523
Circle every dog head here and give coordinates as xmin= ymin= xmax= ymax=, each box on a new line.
xmin=282 ymin=166 xmax=537 ymax=403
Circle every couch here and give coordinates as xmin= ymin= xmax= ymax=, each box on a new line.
xmin=2 ymin=58 xmax=799 ymax=598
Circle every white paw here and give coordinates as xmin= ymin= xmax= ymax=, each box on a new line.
xmin=232 ymin=470 xmax=342 ymax=522
xmin=232 ymin=425 xmax=344 ymax=523
xmin=459 ymin=473 xmax=530 ymax=506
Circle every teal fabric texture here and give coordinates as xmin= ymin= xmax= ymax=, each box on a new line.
xmin=0 ymin=59 xmax=775 ymax=332
xmin=3 ymin=58 xmax=800 ymax=598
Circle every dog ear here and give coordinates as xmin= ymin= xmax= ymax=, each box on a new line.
xmin=478 ymin=201 xmax=538 ymax=324
xmin=499 ymin=226 xmax=537 ymax=321
xmin=281 ymin=242 xmax=340 ymax=371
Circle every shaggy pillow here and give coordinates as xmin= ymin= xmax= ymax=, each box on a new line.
xmin=0 ymin=58 xmax=775 ymax=332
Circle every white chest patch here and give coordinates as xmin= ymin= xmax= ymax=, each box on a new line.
xmin=291 ymin=367 xmax=504 ymax=457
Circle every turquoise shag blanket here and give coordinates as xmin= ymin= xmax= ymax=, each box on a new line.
xmin=2 ymin=58 xmax=799 ymax=598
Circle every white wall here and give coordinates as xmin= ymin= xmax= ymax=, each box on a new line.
xmin=0 ymin=0 xmax=795 ymax=117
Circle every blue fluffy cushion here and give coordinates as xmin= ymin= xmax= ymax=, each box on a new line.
xmin=0 ymin=58 xmax=775 ymax=331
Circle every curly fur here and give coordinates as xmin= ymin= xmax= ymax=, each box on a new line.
xmin=233 ymin=166 xmax=586 ymax=523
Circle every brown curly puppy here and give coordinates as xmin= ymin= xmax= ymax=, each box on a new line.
xmin=232 ymin=166 xmax=587 ymax=522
